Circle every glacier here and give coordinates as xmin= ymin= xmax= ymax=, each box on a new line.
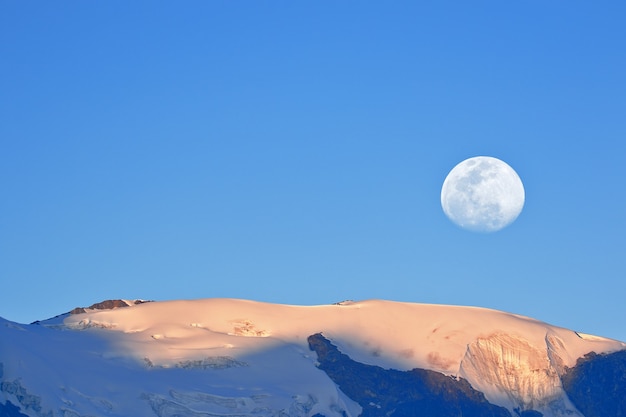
xmin=1 ymin=298 xmax=624 ymax=417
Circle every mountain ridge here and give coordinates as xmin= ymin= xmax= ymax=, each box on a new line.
xmin=2 ymin=298 xmax=625 ymax=417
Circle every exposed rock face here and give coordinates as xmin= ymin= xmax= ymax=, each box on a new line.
xmin=307 ymin=333 xmax=513 ymax=417
xmin=561 ymin=350 xmax=626 ymax=417
xmin=70 ymin=299 xmax=150 ymax=315
xmin=0 ymin=376 xmax=46 ymax=416
xmin=0 ymin=401 xmax=29 ymax=417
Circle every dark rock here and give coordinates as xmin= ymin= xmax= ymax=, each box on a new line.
xmin=561 ymin=349 xmax=626 ymax=417
xmin=70 ymin=299 xmax=150 ymax=315
xmin=515 ymin=409 xmax=543 ymax=417
xmin=0 ymin=380 xmax=43 ymax=414
xmin=0 ymin=401 xmax=28 ymax=417
xmin=308 ymin=333 xmax=513 ymax=417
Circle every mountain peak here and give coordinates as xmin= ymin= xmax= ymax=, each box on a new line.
xmin=69 ymin=299 xmax=151 ymax=315
xmin=2 ymin=298 xmax=625 ymax=417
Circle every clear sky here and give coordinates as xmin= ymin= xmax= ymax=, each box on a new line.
xmin=1 ymin=2 xmax=625 ymax=342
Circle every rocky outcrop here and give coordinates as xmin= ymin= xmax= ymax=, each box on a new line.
xmin=307 ymin=333 xmax=513 ymax=417
xmin=0 ymin=377 xmax=48 ymax=416
xmin=561 ymin=350 xmax=626 ymax=417
xmin=0 ymin=401 xmax=29 ymax=417
xmin=69 ymin=299 xmax=150 ymax=315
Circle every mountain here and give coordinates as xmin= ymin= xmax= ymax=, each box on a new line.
xmin=1 ymin=298 xmax=625 ymax=417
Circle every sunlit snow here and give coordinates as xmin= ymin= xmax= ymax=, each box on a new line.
xmin=1 ymin=299 xmax=624 ymax=417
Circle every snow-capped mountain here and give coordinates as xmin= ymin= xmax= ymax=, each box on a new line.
xmin=1 ymin=298 xmax=624 ymax=417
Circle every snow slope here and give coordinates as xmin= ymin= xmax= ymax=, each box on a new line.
xmin=1 ymin=298 xmax=624 ymax=417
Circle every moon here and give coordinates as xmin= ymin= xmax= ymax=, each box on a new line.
xmin=441 ymin=156 xmax=525 ymax=232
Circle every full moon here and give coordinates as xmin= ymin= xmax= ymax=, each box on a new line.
xmin=441 ymin=156 xmax=525 ymax=232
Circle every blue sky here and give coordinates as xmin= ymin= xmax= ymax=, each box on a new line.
xmin=1 ymin=2 xmax=625 ymax=341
